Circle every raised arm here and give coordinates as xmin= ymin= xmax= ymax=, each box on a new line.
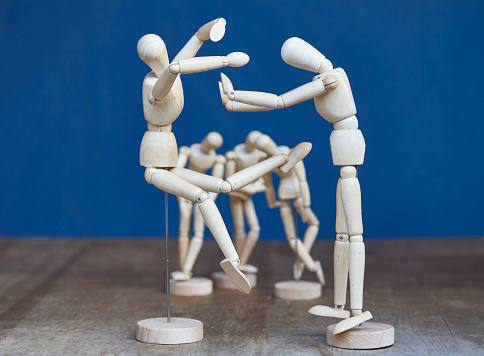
xmin=151 ymin=19 xmax=248 ymax=103
xmin=173 ymin=18 xmax=227 ymax=62
xmin=220 ymin=72 xmax=338 ymax=112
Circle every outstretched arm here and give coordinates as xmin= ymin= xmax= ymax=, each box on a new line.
xmin=219 ymin=82 xmax=273 ymax=112
xmin=151 ymin=53 xmax=248 ymax=103
xmin=220 ymin=72 xmax=338 ymax=112
xmin=169 ymin=52 xmax=249 ymax=74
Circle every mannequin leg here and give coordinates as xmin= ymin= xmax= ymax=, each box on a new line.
xmin=334 ymin=178 xmax=350 ymax=309
xmin=280 ymin=200 xmax=323 ymax=283
xmin=149 ymin=168 xmax=250 ymax=293
xmin=230 ymin=196 xmax=246 ymax=253
xmin=179 ymin=205 xmax=204 ymax=276
xmin=178 ymin=198 xmax=193 ymax=268
xmin=239 ymin=197 xmax=260 ymax=270
xmin=293 ymin=204 xmax=321 ymax=281
xmin=339 ymin=166 xmax=364 ymax=315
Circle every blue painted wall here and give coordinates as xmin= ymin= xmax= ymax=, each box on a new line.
xmin=0 ymin=1 xmax=483 ymax=239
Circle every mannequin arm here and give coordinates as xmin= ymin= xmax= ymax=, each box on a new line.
xmin=169 ymin=52 xmax=249 ymax=74
xmin=263 ymin=173 xmax=279 ymax=208
xmin=176 ymin=146 xmax=191 ymax=168
xmin=173 ymin=18 xmax=226 ymax=62
xmin=151 ymin=54 xmax=248 ymax=103
xmin=219 ymin=82 xmax=272 ymax=112
xmin=152 ymin=18 xmax=235 ymax=102
xmin=220 ymin=72 xmax=338 ymax=110
xmin=225 ymin=151 xmax=237 ymax=177
xmin=209 ymin=155 xmax=226 ymax=201
xmin=294 ymin=160 xmax=311 ymax=207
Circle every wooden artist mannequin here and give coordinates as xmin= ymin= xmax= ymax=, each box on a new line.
xmin=219 ymin=37 xmax=393 ymax=348
xmin=255 ymin=134 xmax=324 ymax=285
xmin=225 ymin=130 xmax=268 ymax=273
xmin=174 ymin=132 xmax=226 ymax=282
xmin=136 ymin=19 xmax=311 ymax=344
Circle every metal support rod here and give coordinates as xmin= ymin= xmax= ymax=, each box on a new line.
xmin=165 ymin=191 xmax=171 ymax=323
xmin=292 ymin=201 xmax=300 ymax=281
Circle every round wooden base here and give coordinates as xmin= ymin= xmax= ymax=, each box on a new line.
xmin=273 ymin=280 xmax=321 ymax=300
xmin=327 ymin=322 xmax=394 ymax=349
xmin=212 ymin=271 xmax=257 ymax=290
xmin=170 ymin=277 xmax=213 ymax=296
xmin=136 ymin=317 xmax=203 ymax=345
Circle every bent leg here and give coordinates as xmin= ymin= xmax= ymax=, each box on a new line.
xmin=225 ymin=154 xmax=288 ymax=191
xmin=148 ymin=168 xmax=250 ymax=293
xmin=230 ymin=196 xmax=246 ymax=253
xmin=178 ymin=198 xmax=193 ymax=268
xmin=181 ymin=205 xmax=205 ymax=275
xmin=198 ymin=196 xmax=251 ymax=293
xmin=280 ymin=200 xmax=318 ymax=275
xmin=171 ymin=167 xmax=224 ymax=193
xmin=239 ymin=197 xmax=260 ymax=268
xmin=293 ymin=204 xmax=322 ymax=281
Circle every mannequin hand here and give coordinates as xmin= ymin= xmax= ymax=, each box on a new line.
xmin=220 ymin=73 xmax=235 ymax=99
xmin=196 ymin=18 xmax=226 ymax=42
xmin=224 ymin=52 xmax=250 ymax=68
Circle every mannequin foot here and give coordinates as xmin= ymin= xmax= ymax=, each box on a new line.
xmin=314 ymin=261 xmax=326 ymax=285
xmin=308 ymin=305 xmax=350 ymax=319
xmin=239 ymin=264 xmax=258 ymax=273
xmin=220 ymin=259 xmax=251 ymax=294
xmin=170 ymin=270 xmax=192 ymax=281
xmin=333 ymin=311 xmax=373 ymax=334
xmin=293 ymin=260 xmax=305 ymax=280
xmin=279 ymin=142 xmax=312 ymax=173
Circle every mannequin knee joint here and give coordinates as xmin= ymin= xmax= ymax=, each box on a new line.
xmin=145 ymin=168 xmax=157 ymax=184
xmin=336 ymin=234 xmax=349 ymax=242
xmin=196 ymin=192 xmax=210 ymax=203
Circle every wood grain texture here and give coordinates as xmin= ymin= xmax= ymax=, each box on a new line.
xmin=212 ymin=270 xmax=257 ymax=290
xmin=327 ymin=322 xmax=394 ymax=349
xmin=274 ymin=280 xmax=322 ymax=300
xmin=136 ymin=317 xmax=203 ymax=344
xmin=0 ymin=238 xmax=482 ymax=355
xmin=170 ymin=277 xmax=213 ymax=296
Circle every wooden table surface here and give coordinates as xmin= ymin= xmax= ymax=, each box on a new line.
xmin=0 ymin=238 xmax=482 ymax=355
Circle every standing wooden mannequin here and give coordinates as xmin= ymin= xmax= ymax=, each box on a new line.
xmin=136 ymin=22 xmax=311 ymax=345
xmin=219 ymin=37 xmax=393 ymax=348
